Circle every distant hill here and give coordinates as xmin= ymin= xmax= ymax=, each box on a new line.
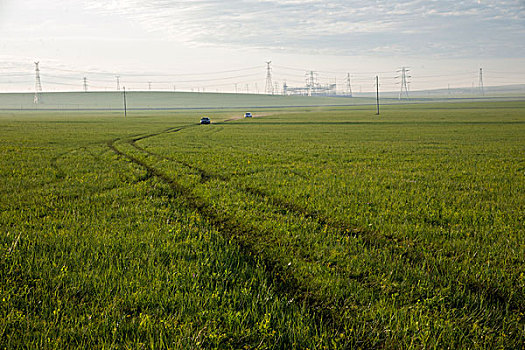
xmin=0 ymin=87 xmax=524 ymax=111
xmin=354 ymin=84 xmax=525 ymax=99
xmin=0 ymin=91 xmax=365 ymax=111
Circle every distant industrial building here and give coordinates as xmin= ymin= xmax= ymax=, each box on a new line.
xmin=282 ymin=71 xmax=348 ymax=97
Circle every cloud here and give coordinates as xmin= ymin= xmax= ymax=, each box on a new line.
xmin=73 ymin=1 xmax=525 ymax=57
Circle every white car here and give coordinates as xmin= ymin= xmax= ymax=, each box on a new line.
xmin=244 ymin=112 xmax=252 ymax=118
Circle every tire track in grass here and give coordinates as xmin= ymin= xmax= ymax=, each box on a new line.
xmin=1 ymin=145 xmax=106 ymax=197
xmin=49 ymin=150 xmax=70 ymax=180
xmin=129 ymin=134 xmax=408 ymax=251
xmin=126 ymin=122 xmax=524 ymax=316
xmin=128 ymin=138 xmax=384 ymax=294
xmin=125 ymin=137 xmax=424 ymax=327
xmin=108 ymin=120 xmax=523 ymax=348
xmin=128 ymin=136 xmax=434 ymax=295
xmin=119 ymin=143 xmax=522 ymax=350
xmin=107 ymin=136 xmax=351 ymax=342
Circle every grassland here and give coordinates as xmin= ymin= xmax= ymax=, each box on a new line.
xmin=1 ymin=101 xmax=524 ymax=349
xmin=0 ymin=91 xmax=369 ymax=111
xmin=1 ymin=91 xmax=521 ymax=111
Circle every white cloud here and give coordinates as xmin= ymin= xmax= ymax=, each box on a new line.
xmin=1 ymin=0 xmax=524 ymax=92
xmin=81 ymin=0 xmax=525 ymax=58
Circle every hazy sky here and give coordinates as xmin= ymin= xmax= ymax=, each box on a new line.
xmin=1 ymin=0 xmax=524 ymax=92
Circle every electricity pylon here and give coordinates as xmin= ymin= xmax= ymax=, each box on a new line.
xmin=83 ymin=77 xmax=88 ymax=92
xmin=265 ymin=61 xmax=273 ymax=95
xmin=396 ymin=67 xmax=410 ymax=100
xmin=345 ymin=73 xmax=353 ymax=97
xmin=34 ymin=62 xmax=43 ymax=104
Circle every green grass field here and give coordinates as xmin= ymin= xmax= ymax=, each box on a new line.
xmin=1 ymin=101 xmax=524 ymax=349
xmin=1 ymin=91 xmax=521 ymax=111
xmin=0 ymin=91 xmax=367 ymax=110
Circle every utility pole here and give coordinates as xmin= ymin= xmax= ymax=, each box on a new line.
xmin=479 ymin=68 xmax=484 ymax=96
xmin=34 ymin=62 xmax=42 ymax=104
xmin=345 ymin=73 xmax=353 ymax=97
xmin=123 ymin=86 xmax=127 ymax=117
xmin=148 ymin=82 xmax=152 ymax=91
xmin=265 ymin=61 xmax=273 ymax=95
xmin=375 ymin=76 xmax=380 ymax=115
xmin=83 ymin=77 xmax=88 ymax=92
xmin=116 ymin=76 xmax=120 ymax=91
xmin=396 ymin=67 xmax=410 ymax=100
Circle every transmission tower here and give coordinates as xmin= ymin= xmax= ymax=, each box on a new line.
xmin=116 ymin=76 xmax=121 ymax=91
xmin=83 ymin=77 xmax=88 ymax=92
xmin=345 ymin=73 xmax=353 ymax=97
xmin=479 ymin=68 xmax=484 ymax=96
xmin=396 ymin=67 xmax=410 ymax=100
xmin=34 ymin=62 xmax=43 ymax=104
xmin=265 ymin=61 xmax=273 ymax=95
xmin=305 ymin=71 xmax=318 ymax=96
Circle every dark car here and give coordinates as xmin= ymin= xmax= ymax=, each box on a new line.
xmin=200 ymin=117 xmax=211 ymax=124
xmin=244 ymin=112 xmax=252 ymax=118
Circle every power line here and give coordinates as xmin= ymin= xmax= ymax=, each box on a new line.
xmin=0 ymin=73 xmax=34 ymax=77
xmin=122 ymin=66 xmax=262 ymax=77
xmin=273 ymin=64 xmax=394 ymax=76
xmin=104 ymin=72 xmax=261 ymax=85
xmin=33 ymin=80 xmax=79 ymax=88
xmin=2 ymin=60 xmax=524 ymax=94
xmin=45 ymin=65 xmax=262 ymax=77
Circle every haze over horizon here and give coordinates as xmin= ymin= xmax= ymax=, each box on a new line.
xmin=1 ymin=0 xmax=524 ymax=93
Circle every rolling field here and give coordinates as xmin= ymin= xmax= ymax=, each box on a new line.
xmin=1 ymin=91 xmax=521 ymax=112
xmin=0 ymin=91 xmax=370 ymax=111
xmin=1 ymin=101 xmax=524 ymax=348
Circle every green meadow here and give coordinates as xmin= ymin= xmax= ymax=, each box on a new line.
xmin=1 ymin=101 xmax=524 ymax=348
xmin=0 ymin=91 xmax=367 ymax=110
